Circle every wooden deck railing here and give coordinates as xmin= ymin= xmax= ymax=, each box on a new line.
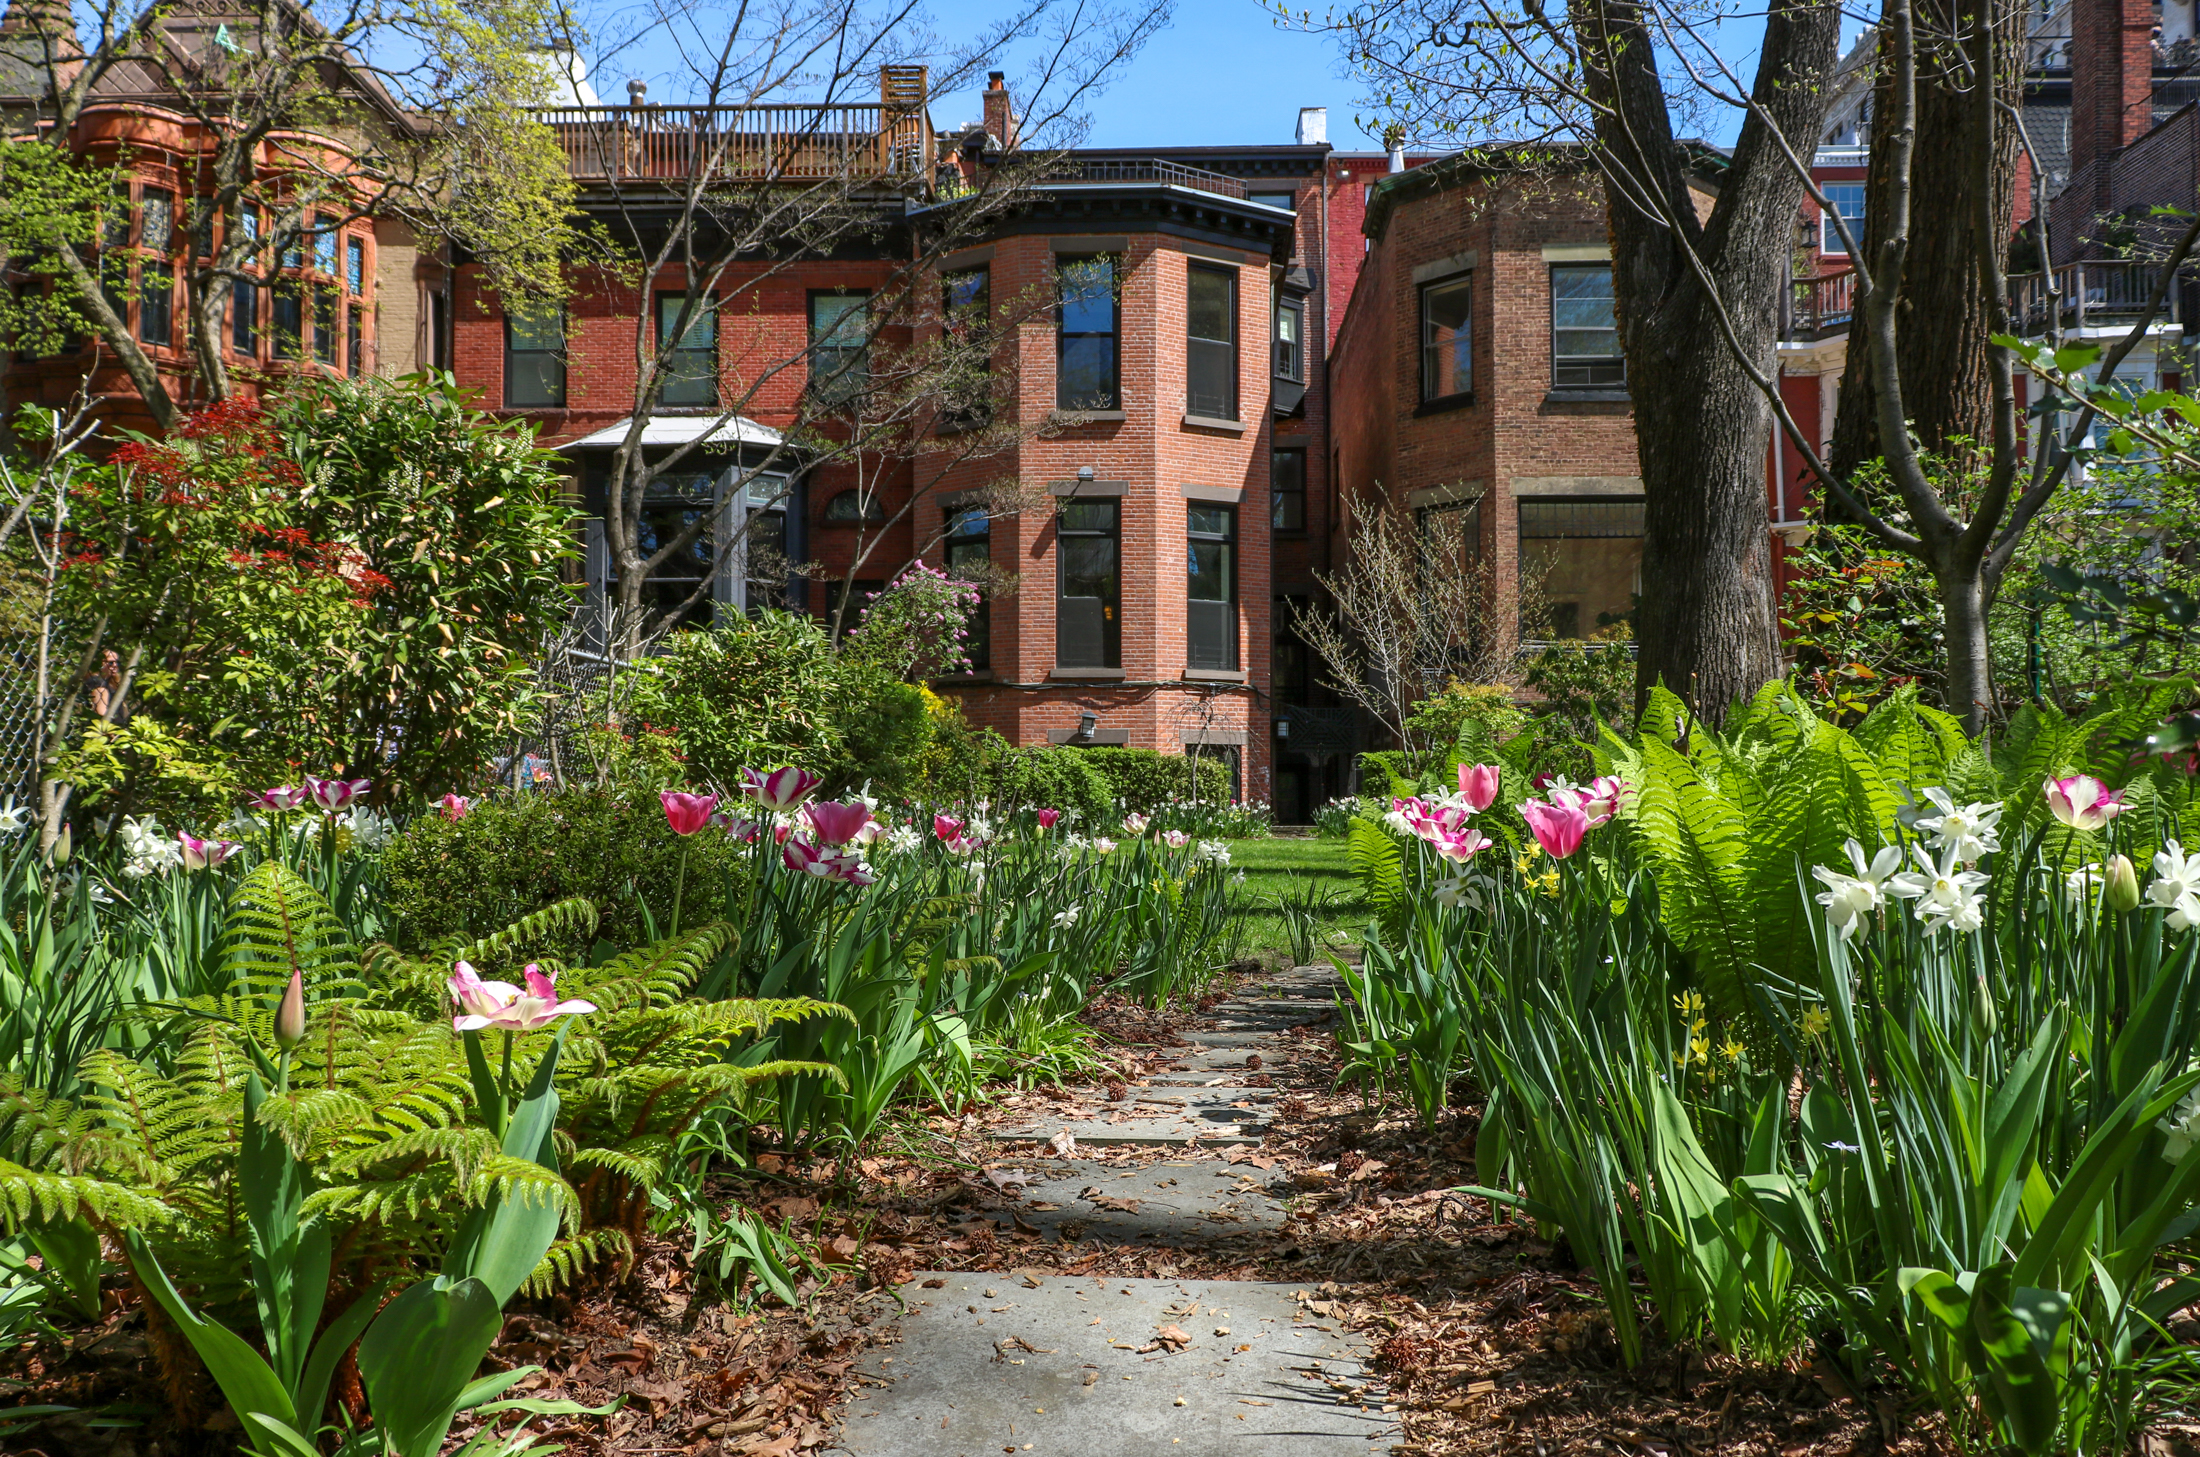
xmin=543 ymin=103 xmax=933 ymax=183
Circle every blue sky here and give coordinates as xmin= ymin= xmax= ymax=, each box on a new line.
xmin=927 ymin=1 xmax=1389 ymax=153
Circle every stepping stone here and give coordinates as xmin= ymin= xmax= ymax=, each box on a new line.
xmin=992 ymin=1098 xmax=1269 ymax=1147
xmin=829 ymin=1275 xmax=1392 ymax=1456
xmin=962 ymin=1159 xmax=1286 ymax=1245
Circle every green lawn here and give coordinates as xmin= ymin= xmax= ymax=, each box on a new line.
xmin=1227 ymin=834 xmax=1367 ymax=963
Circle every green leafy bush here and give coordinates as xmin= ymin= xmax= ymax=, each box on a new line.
xmin=1073 ymin=746 xmax=1228 ymax=813
xmin=379 ymin=789 xmax=743 ymax=958
xmin=984 ymin=746 xmax=1112 ymax=825
xmin=627 ymin=612 xmax=934 ymax=794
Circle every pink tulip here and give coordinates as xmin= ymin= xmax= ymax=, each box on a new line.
xmin=1036 ymin=808 xmax=1062 ymax=830
xmin=306 ymin=776 xmax=371 ymax=813
xmin=711 ymin=810 xmax=762 ymax=842
xmin=254 ymin=785 xmax=309 ymax=811
xmin=934 ymin=813 xmax=965 ymax=842
xmin=438 ymin=793 xmax=473 ymax=822
xmin=660 ymin=790 xmax=718 ymax=836
xmin=177 ymin=831 xmax=241 ymax=870
xmin=1162 ymin=829 xmax=1190 ymax=848
xmin=448 ymin=960 xmax=596 ymax=1033
xmin=742 ymin=766 xmax=823 ymax=812
xmin=804 ymin=800 xmax=874 ymax=846
xmin=2044 ymin=775 xmax=2126 ymax=831
xmin=1457 ymin=763 xmax=1502 ymax=813
xmin=1522 ymin=798 xmax=1589 ymax=860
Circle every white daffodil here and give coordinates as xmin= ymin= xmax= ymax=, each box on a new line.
xmin=1053 ymin=904 xmax=1082 ymax=929
xmin=2064 ymin=863 xmax=2104 ymax=909
xmin=1194 ymin=839 xmax=1232 ymax=867
xmin=1811 ymin=838 xmax=1903 ymax=939
xmin=117 ymin=816 xmax=182 ymax=880
xmin=1432 ymin=873 xmax=1494 ymax=911
xmin=1886 ymin=843 xmax=1991 ymax=935
xmin=885 ymin=824 xmax=923 ymax=855
xmin=2149 ymin=840 xmax=2200 ymax=931
xmin=1911 ymin=787 xmax=2002 ymax=863
xmin=2160 ymin=1087 xmax=2200 ymax=1162
xmin=0 ymin=800 xmax=30 ymax=835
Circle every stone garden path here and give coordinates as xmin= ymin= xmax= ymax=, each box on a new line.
xmin=828 ymin=968 xmax=1396 ymax=1457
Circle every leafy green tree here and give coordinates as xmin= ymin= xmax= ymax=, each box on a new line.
xmin=0 ymin=0 xmax=576 ymax=428
xmin=46 ymin=375 xmax=574 ymax=822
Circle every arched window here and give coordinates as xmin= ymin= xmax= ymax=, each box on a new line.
xmin=823 ymin=490 xmax=885 ymax=524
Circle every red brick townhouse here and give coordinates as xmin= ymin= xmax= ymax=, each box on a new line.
xmin=0 ymin=0 xmax=435 ymax=435
xmin=1328 ymin=157 xmax=1651 ymax=654
xmin=455 ymin=71 xmax=1332 ymax=803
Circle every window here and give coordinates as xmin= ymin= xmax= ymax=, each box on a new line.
xmin=347 ymin=304 xmax=363 ymax=377
xmin=505 ymin=306 xmax=566 ymax=407
xmin=229 ymin=277 xmax=256 ymax=353
xmin=946 ymin=505 xmax=991 ymax=670
xmin=1551 ymin=265 xmax=1624 ymax=389
xmin=1057 ymin=255 xmax=1118 ymax=410
xmin=1187 ymin=265 xmax=1238 ymax=420
xmin=1056 ymin=499 xmax=1120 ymax=668
xmin=139 ymin=190 xmax=173 ymax=252
xmin=1419 ymin=272 xmax=1472 ymax=401
xmin=312 ymin=214 xmax=338 ymax=275
xmin=1187 ymin=504 xmax=1238 ymax=671
xmin=1272 ymin=446 xmax=1306 ymax=532
xmin=1275 ymin=296 xmax=1304 ymax=383
xmin=656 ymin=293 xmax=717 ymax=406
xmin=942 ymin=267 xmax=990 ymax=424
xmin=1820 ymin=183 xmax=1866 ymax=254
xmin=1249 ymin=190 xmax=1296 ymax=212
xmin=808 ymin=291 xmax=870 ymax=407
xmin=240 ymin=204 xmax=260 ymax=244
xmin=1518 ymin=497 xmax=1644 ymax=640
xmin=822 ymin=489 xmax=885 ymax=524
xmin=271 ymin=287 xmax=301 ymax=358
xmin=346 ymin=236 xmax=366 ymax=297
xmin=138 ymin=263 xmax=171 ymax=346
xmin=313 ymin=290 xmax=337 ymax=365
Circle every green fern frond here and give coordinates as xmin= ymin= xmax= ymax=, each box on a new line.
xmin=449 ymin=897 xmax=600 ymax=969
xmin=460 ymin=1154 xmax=580 ymax=1227
xmin=565 ymin=1144 xmax=663 ymax=1186
xmin=1629 ymin=737 xmax=1753 ymax=1027
xmin=217 ymin=861 xmax=365 ymax=1000
xmin=1 ymin=1158 xmax=173 ymax=1230
xmin=519 ymin=1226 xmax=634 ymax=1296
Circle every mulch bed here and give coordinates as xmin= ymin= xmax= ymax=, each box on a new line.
xmin=13 ymin=963 xmax=2161 ymax=1456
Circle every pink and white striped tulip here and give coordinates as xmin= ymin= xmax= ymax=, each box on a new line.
xmin=742 ymin=766 xmax=823 ymax=812
xmin=934 ymin=813 xmax=965 ymax=842
xmin=448 ymin=960 xmax=596 ymax=1033
xmin=1162 ymin=829 xmax=1190 ymax=848
xmin=2044 ymin=775 xmax=2126 ymax=831
xmin=306 ymin=776 xmax=371 ymax=813
xmin=1123 ymin=813 xmax=1150 ymax=836
xmin=254 ymin=785 xmax=309 ymax=812
xmin=177 ymin=831 xmax=241 ymax=870
xmin=783 ymin=836 xmax=877 ymax=885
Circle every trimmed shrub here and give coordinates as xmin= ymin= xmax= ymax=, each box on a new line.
xmin=986 ymin=746 xmax=1113 ymax=826
xmin=1073 ymin=746 xmax=1229 ymax=813
xmin=379 ymin=788 xmax=743 ymax=961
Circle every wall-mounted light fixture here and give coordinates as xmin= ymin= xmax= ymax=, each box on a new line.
xmin=1074 ymin=711 xmax=1098 ymax=743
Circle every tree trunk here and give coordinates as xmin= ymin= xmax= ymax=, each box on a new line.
xmin=1935 ymin=556 xmax=1992 ymax=728
xmin=1576 ymin=0 xmax=1842 ymax=721
xmin=1828 ymin=0 xmax=2021 ymax=475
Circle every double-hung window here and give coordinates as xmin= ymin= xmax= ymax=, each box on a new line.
xmin=1820 ymin=184 xmax=1866 ymax=254
xmin=231 ymin=277 xmax=257 ymax=354
xmin=1186 ymin=265 xmax=1237 ymax=420
xmin=1275 ymin=296 xmax=1305 ymax=383
xmin=505 ymin=306 xmax=567 ymax=407
xmin=1057 ymin=255 xmax=1118 ymax=410
xmin=1271 ymin=446 xmax=1306 ymax=532
xmin=1056 ymin=500 xmax=1120 ymax=668
xmin=946 ymin=505 xmax=991 ymax=670
xmin=809 ymin=291 xmax=870 ymax=406
xmin=313 ymin=289 xmax=337 ymax=365
xmin=657 ymin=293 xmax=718 ymax=406
xmin=312 ymin=214 xmax=338 ymax=276
xmin=271 ymin=287 xmax=302 ymax=359
xmin=1419 ymin=272 xmax=1471 ymax=401
xmin=1551 ymin=265 xmax=1625 ymax=389
xmin=1187 ymin=505 xmax=1238 ymax=671
xmin=942 ymin=267 xmax=990 ymax=424
xmin=138 ymin=189 xmax=173 ymax=346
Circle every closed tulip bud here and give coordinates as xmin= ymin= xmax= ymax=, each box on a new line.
xmin=1970 ymin=973 xmax=1998 ymax=1037
xmin=2107 ymin=854 xmax=2142 ymax=912
xmin=51 ymin=823 xmax=71 ymax=866
xmin=274 ymin=967 xmax=306 ymax=1050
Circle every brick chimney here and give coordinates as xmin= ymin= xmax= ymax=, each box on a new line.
xmin=2068 ymin=0 xmax=2154 ymax=182
xmin=982 ymin=71 xmax=1017 ymax=151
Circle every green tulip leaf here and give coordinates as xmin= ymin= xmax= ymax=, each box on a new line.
xmin=356 ymin=1275 xmax=503 ymax=1457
